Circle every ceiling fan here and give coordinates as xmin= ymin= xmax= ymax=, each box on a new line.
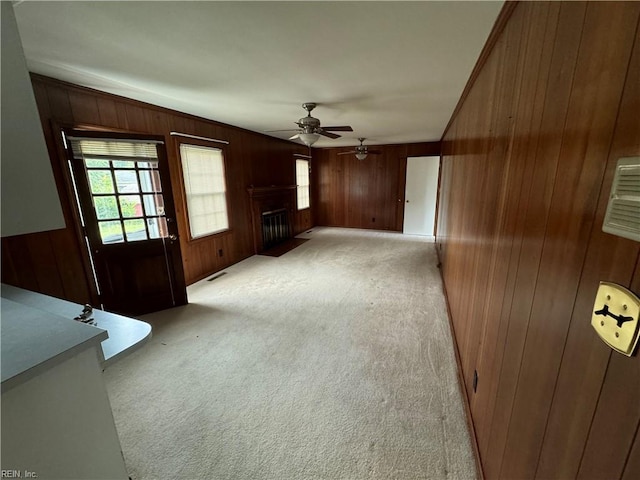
xmin=268 ymin=103 xmax=353 ymax=146
xmin=337 ymin=138 xmax=381 ymax=160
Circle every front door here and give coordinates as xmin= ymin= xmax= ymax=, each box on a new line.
xmin=65 ymin=130 xmax=187 ymax=316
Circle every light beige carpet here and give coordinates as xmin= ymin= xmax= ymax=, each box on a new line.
xmin=104 ymin=227 xmax=476 ymax=480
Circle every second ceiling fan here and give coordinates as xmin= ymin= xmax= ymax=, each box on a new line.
xmin=337 ymin=138 xmax=381 ymax=160
xmin=269 ymin=103 xmax=353 ymax=146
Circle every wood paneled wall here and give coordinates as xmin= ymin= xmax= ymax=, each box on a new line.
xmin=314 ymin=142 xmax=440 ymax=231
xmin=1 ymin=75 xmax=312 ymax=301
xmin=436 ymin=2 xmax=640 ymax=479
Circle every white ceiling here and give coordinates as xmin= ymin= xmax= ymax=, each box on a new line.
xmin=13 ymin=1 xmax=503 ymax=148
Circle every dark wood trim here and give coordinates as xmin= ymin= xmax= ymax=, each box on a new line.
xmin=67 ymin=122 xmax=142 ymax=134
xmin=247 ymin=185 xmax=298 ymax=196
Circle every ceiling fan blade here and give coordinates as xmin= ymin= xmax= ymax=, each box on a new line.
xmin=337 ymin=151 xmax=357 ymax=156
xmin=321 ymin=126 xmax=353 ymax=132
xmin=289 ymin=134 xmax=300 ymax=140
xmin=367 ymin=150 xmax=382 ymax=155
xmin=319 ymin=130 xmax=340 ymax=139
xmin=265 ymin=129 xmax=301 ymax=133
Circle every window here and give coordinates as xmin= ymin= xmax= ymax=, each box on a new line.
xmin=179 ymin=144 xmax=229 ymax=239
xmin=68 ymin=138 xmax=168 ymax=244
xmin=296 ymin=159 xmax=310 ymax=210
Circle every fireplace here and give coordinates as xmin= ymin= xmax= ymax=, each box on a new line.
xmin=247 ymin=185 xmax=297 ymax=253
xmin=262 ymin=208 xmax=290 ymax=249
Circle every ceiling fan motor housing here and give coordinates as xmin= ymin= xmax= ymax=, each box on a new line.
xmin=297 ymin=115 xmax=321 ymax=132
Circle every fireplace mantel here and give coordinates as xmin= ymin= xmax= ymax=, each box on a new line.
xmin=247 ymin=185 xmax=297 ymax=198
xmin=247 ymin=185 xmax=297 ymax=253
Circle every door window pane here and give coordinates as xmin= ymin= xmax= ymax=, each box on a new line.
xmin=147 ymin=217 xmax=168 ymax=239
xmin=99 ymin=221 xmax=123 ymax=244
xmin=123 ymin=219 xmax=147 ymax=241
xmin=137 ymin=161 xmax=159 ymax=169
xmin=143 ymin=194 xmax=165 ymax=216
xmin=88 ymin=170 xmax=114 ymax=194
xmin=119 ymin=195 xmax=143 ymax=218
xmin=112 ymin=160 xmax=135 ymax=169
xmin=85 ymin=158 xmax=110 ymax=168
xmin=115 ymin=170 xmax=139 ymax=193
xmin=139 ymin=170 xmax=152 ymax=192
xmin=94 ymin=196 xmax=119 ymax=220
xmin=140 ymin=170 xmax=162 ymax=193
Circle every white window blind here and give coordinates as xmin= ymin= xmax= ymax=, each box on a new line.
xmin=68 ymin=138 xmax=161 ymax=160
xmin=296 ymin=159 xmax=310 ymax=210
xmin=179 ymin=144 xmax=229 ymax=238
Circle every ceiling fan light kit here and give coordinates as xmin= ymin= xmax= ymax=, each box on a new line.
xmin=298 ymin=132 xmax=320 ymax=146
xmin=355 ymin=153 xmax=368 ymax=161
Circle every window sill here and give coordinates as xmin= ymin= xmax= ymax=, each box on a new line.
xmin=187 ymin=228 xmax=232 ymax=244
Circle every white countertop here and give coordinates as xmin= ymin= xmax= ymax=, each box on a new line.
xmin=1 ymin=284 xmax=152 ymax=390
xmin=1 ymin=298 xmax=108 ymax=393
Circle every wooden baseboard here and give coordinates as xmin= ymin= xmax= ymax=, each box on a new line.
xmin=435 ymin=251 xmax=485 ymax=480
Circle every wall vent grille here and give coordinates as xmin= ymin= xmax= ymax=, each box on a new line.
xmin=603 ymin=157 xmax=640 ymax=242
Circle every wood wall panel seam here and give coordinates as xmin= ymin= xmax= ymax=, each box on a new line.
xmin=623 ymin=431 xmax=640 ymax=480
xmin=621 ymin=418 xmax=640 ymax=480
xmin=441 ymin=1 xmax=519 ymax=141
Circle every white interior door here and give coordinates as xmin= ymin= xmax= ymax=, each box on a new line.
xmin=403 ymin=156 xmax=440 ymax=236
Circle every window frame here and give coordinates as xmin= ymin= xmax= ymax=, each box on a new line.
xmin=176 ymin=138 xmax=231 ymax=242
xmin=296 ymin=158 xmax=311 ymax=211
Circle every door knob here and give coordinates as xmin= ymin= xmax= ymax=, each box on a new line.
xmin=168 ymin=234 xmax=178 ymax=241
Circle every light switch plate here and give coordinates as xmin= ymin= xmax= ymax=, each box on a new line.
xmin=591 ymin=282 xmax=640 ymax=356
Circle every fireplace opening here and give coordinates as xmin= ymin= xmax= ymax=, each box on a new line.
xmin=262 ymin=208 xmax=290 ymax=250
